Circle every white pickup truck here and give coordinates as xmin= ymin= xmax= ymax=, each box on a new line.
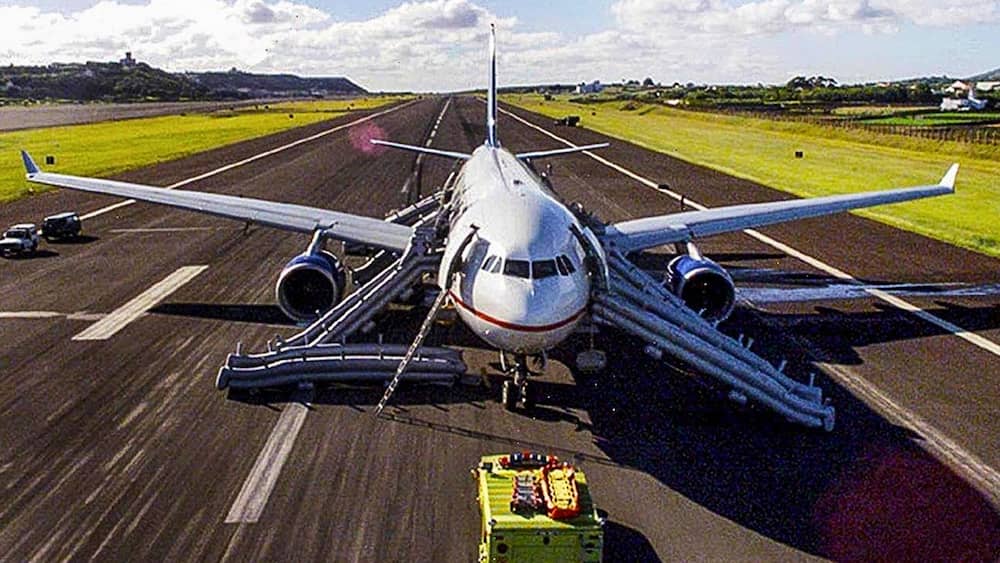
xmin=0 ymin=223 xmax=40 ymax=257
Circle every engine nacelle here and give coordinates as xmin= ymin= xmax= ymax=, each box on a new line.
xmin=275 ymin=250 xmax=347 ymax=322
xmin=665 ymin=254 xmax=736 ymax=322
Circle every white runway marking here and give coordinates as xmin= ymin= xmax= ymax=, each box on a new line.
xmin=225 ymin=397 xmax=311 ymax=524
xmin=80 ymin=100 xmax=416 ymax=222
xmin=72 ymin=265 xmax=208 ymax=340
xmin=0 ymin=311 xmax=104 ymax=321
xmin=402 ymin=97 xmax=451 ymax=198
xmin=0 ymin=311 xmax=62 ymax=319
xmin=225 ymin=99 xmax=454 ymax=526
xmin=738 ymin=282 xmax=1000 ymax=303
xmin=820 ymin=360 xmax=1000 ymax=505
xmin=425 ymin=97 xmax=451 ymax=147
xmin=498 ymin=105 xmax=1000 ymax=359
xmin=497 ymin=105 xmax=1000 ymax=500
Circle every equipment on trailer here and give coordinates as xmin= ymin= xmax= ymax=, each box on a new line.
xmin=474 ymin=453 xmax=603 ymax=562
xmin=541 ymin=461 xmax=581 ymax=520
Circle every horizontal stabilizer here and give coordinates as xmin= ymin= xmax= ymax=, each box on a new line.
xmin=21 ymin=150 xmax=39 ymax=175
xmin=370 ymin=139 xmax=470 ymax=160
xmin=516 ymin=143 xmax=609 ymax=161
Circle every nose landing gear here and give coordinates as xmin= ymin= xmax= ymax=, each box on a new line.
xmin=499 ymin=352 xmax=541 ymax=410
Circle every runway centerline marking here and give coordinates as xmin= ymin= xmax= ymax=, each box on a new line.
xmin=226 ymin=98 xmax=453 ymax=525
xmin=80 ymin=100 xmax=417 ymax=222
xmin=0 ymin=311 xmax=104 ymax=321
xmin=72 ymin=265 xmax=208 ymax=340
xmin=497 ymin=104 xmax=1000 ymax=501
xmin=225 ymin=394 xmax=311 ymax=524
xmin=498 ymin=104 xmax=1000 ymax=358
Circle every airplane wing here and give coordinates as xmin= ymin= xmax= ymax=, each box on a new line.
xmin=20 ymin=150 xmax=414 ymax=251
xmin=603 ymin=164 xmax=958 ymax=253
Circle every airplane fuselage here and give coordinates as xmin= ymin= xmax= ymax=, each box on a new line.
xmin=439 ymin=145 xmax=593 ymax=354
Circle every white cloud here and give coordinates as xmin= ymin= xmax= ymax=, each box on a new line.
xmin=0 ymin=0 xmax=996 ymax=90
xmin=611 ymin=0 xmax=999 ymax=36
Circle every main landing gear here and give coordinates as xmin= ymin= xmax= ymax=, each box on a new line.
xmin=499 ymin=352 xmax=541 ymax=411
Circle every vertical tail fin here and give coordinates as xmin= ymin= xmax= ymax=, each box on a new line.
xmin=486 ymin=23 xmax=498 ymax=147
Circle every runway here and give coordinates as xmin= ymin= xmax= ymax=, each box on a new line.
xmin=1 ymin=96 xmax=997 ymax=561
xmin=0 ymin=99 xmax=281 ymax=132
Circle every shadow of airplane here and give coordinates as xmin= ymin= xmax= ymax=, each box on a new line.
xmin=150 ymin=302 xmax=296 ymax=326
xmin=603 ymin=520 xmax=662 ymax=562
xmin=734 ymin=300 xmax=1000 ymax=365
xmin=167 ymin=282 xmax=1000 ymax=558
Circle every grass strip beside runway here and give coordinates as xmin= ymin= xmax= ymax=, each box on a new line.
xmin=0 ymin=97 xmax=405 ymax=203
xmin=503 ymin=94 xmax=1000 ymax=258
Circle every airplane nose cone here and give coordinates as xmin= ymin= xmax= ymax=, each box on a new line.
xmin=513 ymin=281 xmax=585 ymax=329
xmin=455 ymin=269 xmax=590 ymax=354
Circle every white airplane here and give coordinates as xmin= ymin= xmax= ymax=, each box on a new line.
xmin=21 ymin=26 xmax=958 ymax=430
xmin=940 ymin=85 xmax=988 ymax=111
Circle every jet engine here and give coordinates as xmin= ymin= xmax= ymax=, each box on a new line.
xmin=275 ymin=250 xmax=347 ymax=322
xmin=665 ymin=246 xmax=736 ymax=323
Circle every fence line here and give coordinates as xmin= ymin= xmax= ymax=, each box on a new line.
xmin=700 ymin=107 xmax=1000 ymax=145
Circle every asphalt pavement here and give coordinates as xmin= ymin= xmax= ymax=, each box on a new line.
xmin=0 ymin=96 xmax=997 ymax=562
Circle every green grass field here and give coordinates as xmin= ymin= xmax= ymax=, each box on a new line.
xmin=503 ymin=94 xmax=1000 ymax=258
xmin=863 ymin=111 xmax=1000 ymax=127
xmin=0 ymin=96 xmax=404 ymax=203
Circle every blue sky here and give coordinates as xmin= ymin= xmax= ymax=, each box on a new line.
xmin=1 ymin=0 xmax=998 ymax=91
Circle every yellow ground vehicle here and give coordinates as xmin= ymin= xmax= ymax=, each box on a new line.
xmin=474 ymin=453 xmax=603 ymax=562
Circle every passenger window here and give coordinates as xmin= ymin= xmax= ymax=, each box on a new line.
xmin=532 ymin=260 xmax=558 ymax=279
xmin=481 ymin=256 xmax=497 ymax=272
xmin=504 ymin=259 xmax=530 ymax=279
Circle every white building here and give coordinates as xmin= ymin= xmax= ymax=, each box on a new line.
xmin=976 ymin=81 xmax=1000 ymax=92
xmin=944 ymin=80 xmax=973 ymax=94
xmin=575 ymin=80 xmax=603 ymax=94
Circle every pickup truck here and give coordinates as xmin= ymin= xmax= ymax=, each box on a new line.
xmin=0 ymin=223 xmax=40 ymax=257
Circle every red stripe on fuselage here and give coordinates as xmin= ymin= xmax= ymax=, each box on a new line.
xmin=448 ymin=291 xmax=585 ymax=333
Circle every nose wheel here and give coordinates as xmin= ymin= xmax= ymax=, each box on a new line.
xmin=499 ymin=352 xmax=539 ymax=411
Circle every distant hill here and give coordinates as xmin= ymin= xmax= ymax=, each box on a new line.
xmin=0 ymin=59 xmax=366 ymax=102
xmin=892 ymin=74 xmax=954 ymax=86
xmin=968 ymin=67 xmax=1000 ymax=81
xmin=184 ymin=70 xmax=365 ymax=98
xmin=1 ymin=61 xmax=207 ymax=102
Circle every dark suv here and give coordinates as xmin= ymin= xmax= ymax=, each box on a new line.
xmin=41 ymin=212 xmax=82 ymax=240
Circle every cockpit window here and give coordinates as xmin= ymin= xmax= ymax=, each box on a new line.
xmin=481 ymin=255 xmax=503 ymax=273
xmin=503 ymin=259 xmax=530 ymax=279
xmin=556 ymin=255 xmax=576 ymax=275
xmin=532 ymin=259 xmax=558 ymax=279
